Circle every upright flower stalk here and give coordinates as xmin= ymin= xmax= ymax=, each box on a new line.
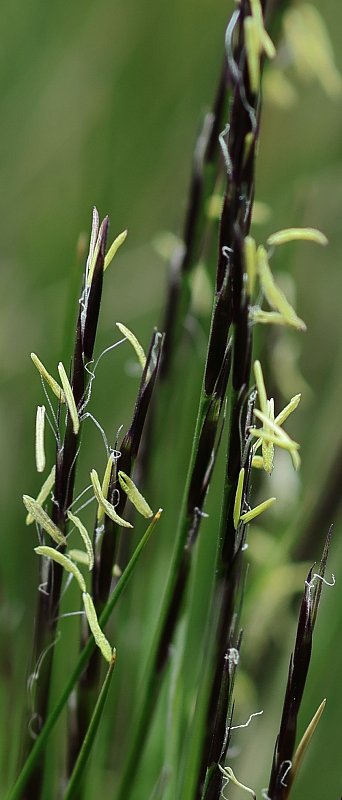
xmin=116 ymin=2 xmax=279 ymax=796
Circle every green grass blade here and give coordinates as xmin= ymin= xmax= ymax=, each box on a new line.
xmin=64 ymin=659 xmax=115 ymax=800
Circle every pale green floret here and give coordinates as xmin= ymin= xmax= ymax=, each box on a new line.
xmin=57 ymin=362 xmax=80 ymax=435
xmin=118 ymin=471 xmax=153 ymax=519
xmin=35 ymin=405 xmax=46 ymax=474
xmin=35 ymin=546 xmax=86 ymax=593
xmin=233 ymin=468 xmax=245 ymax=530
xmin=267 ymin=227 xmax=328 ymax=247
xmin=67 ymin=511 xmax=94 ymax=571
xmin=116 ymin=323 xmax=146 ymax=371
xmin=82 ymin=592 xmax=114 ymax=663
xmin=23 ymin=495 xmax=67 ymax=545
xmin=104 ymin=230 xmax=127 ymax=271
xmin=26 ymin=465 xmax=56 ymax=525
xmin=244 ymin=16 xmax=260 ymax=94
xmin=69 ymin=549 xmax=90 ymax=567
xmin=240 ymin=496 xmax=276 ymax=524
xmin=31 ymin=353 xmax=65 ymax=403
xmin=98 ymin=455 xmax=114 ymax=525
xmin=90 ymin=469 xmax=133 ymax=528
xmin=256 ymin=245 xmax=306 ymax=331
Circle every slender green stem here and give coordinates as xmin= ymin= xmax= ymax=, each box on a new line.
xmin=115 ymin=391 xmax=211 ymax=800
xmin=64 ymin=660 xmax=115 ymax=800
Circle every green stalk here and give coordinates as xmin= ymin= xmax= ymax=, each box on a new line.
xmin=7 ymin=512 xmax=161 ymax=800
xmin=64 ymin=660 xmax=115 ymax=800
xmin=115 ymin=391 xmax=212 ymax=800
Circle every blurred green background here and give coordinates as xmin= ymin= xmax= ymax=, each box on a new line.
xmin=1 ymin=0 xmax=341 ymax=797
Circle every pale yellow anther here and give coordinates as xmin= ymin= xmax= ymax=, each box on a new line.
xmin=26 ymin=466 xmax=56 ymax=525
xmin=253 ymin=360 xmax=268 ymax=415
xmin=116 ymin=323 xmax=146 ymax=371
xmin=251 ymin=455 xmax=264 ymax=469
xmin=240 ymin=496 xmax=276 ymax=524
xmin=261 ymin=398 xmax=274 ymax=476
xmin=69 ymin=549 xmax=90 ymax=567
xmin=67 ymin=511 xmax=94 ymax=571
xmin=35 ymin=546 xmax=86 ymax=593
xmin=251 ymin=310 xmax=287 ymax=326
xmin=35 ymin=405 xmax=46 ymax=473
xmin=98 ymin=455 xmax=114 ymax=525
xmin=275 ymin=394 xmax=301 ymax=427
xmin=249 ymin=427 xmax=300 ymax=452
xmin=86 ymin=216 xmax=107 ymax=287
xmin=250 ymin=0 xmax=276 ymax=59
xmin=244 ymin=16 xmax=260 ymax=94
xmin=31 ymin=353 xmax=65 ymax=403
xmin=118 ymin=471 xmax=153 ymax=519
xmin=253 ymin=409 xmax=300 ymax=452
xmin=256 ymin=245 xmax=306 ymax=331
xmin=23 ymin=495 xmax=67 ymax=546
xmin=267 ymin=227 xmax=328 ymax=247
xmin=90 ymin=469 xmax=133 ymax=529
xmin=83 ymin=592 xmax=114 ymax=663
xmin=57 ymin=363 xmax=80 ymax=435
xmin=104 ymin=230 xmax=127 ymax=271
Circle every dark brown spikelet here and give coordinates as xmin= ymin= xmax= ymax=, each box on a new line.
xmin=267 ymin=527 xmax=333 ymax=800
